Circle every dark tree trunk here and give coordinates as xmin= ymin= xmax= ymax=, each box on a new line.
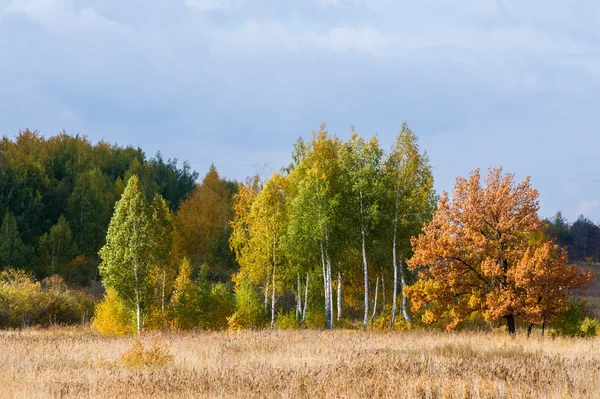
xmin=527 ymin=323 xmax=533 ymax=338
xmin=506 ymin=314 xmax=516 ymax=335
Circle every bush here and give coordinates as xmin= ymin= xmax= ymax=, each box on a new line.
xmin=170 ymin=263 xmax=235 ymax=331
xmin=305 ymin=311 xmax=326 ymax=329
xmin=274 ymin=310 xmax=300 ymax=330
xmin=120 ymin=340 xmax=173 ymax=369
xmin=228 ymin=278 xmax=266 ymax=331
xmin=552 ymin=299 xmax=599 ymax=337
xmin=0 ymin=270 xmax=96 ymax=329
xmin=91 ymin=288 xmax=135 ymax=336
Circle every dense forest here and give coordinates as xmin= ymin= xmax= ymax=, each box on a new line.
xmin=0 ymin=129 xmax=240 ymax=287
xmin=0 ymin=127 xmax=597 ymax=335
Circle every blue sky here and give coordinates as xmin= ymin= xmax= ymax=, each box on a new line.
xmin=1 ymin=0 xmax=599 ymax=222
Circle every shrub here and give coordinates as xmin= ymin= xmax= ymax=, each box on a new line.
xmin=274 ymin=310 xmax=300 ymax=330
xmin=228 ymin=278 xmax=266 ymax=331
xmin=305 ymin=311 xmax=326 ymax=329
xmin=120 ymin=340 xmax=173 ymax=369
xmin=91 ymin=288 xmax=135 ymax=336
xmin=0 ymin=270 xmax=96 ymax=329
xmin=552 ymin=299 xmax=599 ymax=337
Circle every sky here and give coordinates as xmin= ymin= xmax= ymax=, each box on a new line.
xmin=1 ymin=0 xmax=599 ymax=222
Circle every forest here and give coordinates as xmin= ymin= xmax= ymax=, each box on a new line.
xmin=0 ymin=126 xmax=597 ymax=337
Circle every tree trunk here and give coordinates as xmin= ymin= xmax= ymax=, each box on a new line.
xmin=270 ymin=265 xmax=276 ymax=329
xmin=371 ymin=275 xmax=379 ymax=329
xmin=337 ymin=272 xmax=342 ymax=321
xmin=506 ymin=314 xmax=516 ymax=335
xmin=527 ymin=323 xmax=533 ymax=338
xmin=303 ymin=273 xmax=309 ymax=324
xmin=542 ymin=322 xmax=546 ymax=337
xmin=362 ymin=228 xmax=369 ymax=331
xmin=161 ymin=268 xmax=166 ymax=314
xmin=381 ymin=271 xmax=386 ymax=312
xmin=321 ymin=240 xmax=331 ymax=329
xmin=296 ymin=274 xmax=302 ymax=321
xmin=326 ymin=246 xmax=334 ymax=328
xmin=391 ymin=223 xmax=398 ymax=331
xmin=399 ymin=259 xmax=412 ymax=322
xmin=264 ymin=274 xmax=270 ymax=310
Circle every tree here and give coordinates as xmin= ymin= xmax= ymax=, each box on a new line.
xmin=99 ymin=175 xmax=157 ymax=334
xmin=341 ymin=129 xmax=383 ymax=330
xmin=382 ymin=123 xmax=435 ymax=330
xmin=286 ymin=126 xmax=344 ymax=329
xmin=149 ymin=194 xmax=176 ymax=318
xmin=0 ymin=212 xmax=33 ymax=270
xmin=406 ymin=167 xmax=592 ymax=334
xmin=38 ymin=215 xmax=76 ymax=277
xmin=173 ymin=165 xmax=235 ymax=278
xmin=235 ymin=172 xmax=289 ymax=328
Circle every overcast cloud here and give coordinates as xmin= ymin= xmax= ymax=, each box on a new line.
xmin=1 ymin=0 xmax=599 ymax=221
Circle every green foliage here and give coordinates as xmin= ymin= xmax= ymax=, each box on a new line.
xmin=0 ymin=270 xmax=95 ymax=329
xmin=0 ymin=130 xmax=197 ymax=286
xmin=552 ymin=300 xmax=599 ymax=337
xmin=228 ymin=278 xmax=266 ymax=330
xmin=274 ymin=310 xmax=300 ymax=330
xmin=38 ymin=215 xmax=76 ymax=277
xmin=170 ymin=261 xmax=235 ymax=331
xmin=91 ymin=287 xmax=135 ymax=337
xmin=0 ymin=213 xmax=34 ymax=270
xmin=99 ymin=175 xmax=159 ymax=333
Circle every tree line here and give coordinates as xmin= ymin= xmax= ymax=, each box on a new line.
xmin=0 ymin=126 xmax=596 ymax=335
xmin=0 ymin=129 xmax=239 ymax=287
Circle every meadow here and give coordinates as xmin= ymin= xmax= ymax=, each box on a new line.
xmin=1 ymin=328 xmax=599 ymax=398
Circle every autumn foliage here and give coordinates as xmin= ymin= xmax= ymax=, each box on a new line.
xmin=406 ymin=168 xmax=592 ymax=333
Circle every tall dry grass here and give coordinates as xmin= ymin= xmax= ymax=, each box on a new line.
xmin=0 ymin=327 xmax=599 ymax=398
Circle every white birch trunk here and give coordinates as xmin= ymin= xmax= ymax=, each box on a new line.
xmin=399 ymin=258 xmax=412 ymax=322
xmin=381 ymin=271 xmax=386 ymax=312
xmin=390 ymin=221 xmax=398 ymax=331
xmin=321 ymin=240 xmax=331 ymax=329
xmin=270 ymin=265 xmax=276 ymax=329
xmin=303 ymin=273 xmax=309 ymax=323
xmin=296 ymin=274 xmax=302 ymax=320
xmin=337 ymin=272 xmax=342 ymax=321
xmin=371 ymin=275 xmax=379 ymax=329
xmin=264 ymin=274 xmax=270 ymax=310
xmin=362 ymin=228 xmax=369 ymax=330
xmin=326 ymin=250 xmax=333 ymax=328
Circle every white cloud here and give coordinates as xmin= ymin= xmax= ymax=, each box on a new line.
xmin=5 ymin=0 xmax=128 ymax=33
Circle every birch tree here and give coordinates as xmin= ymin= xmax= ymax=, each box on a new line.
xmin=383 ymin=123 xmax=435 ymax=330
xmin=99 ymin=175 xmax=157 ymax=334
xmin=286 ymin=126 xmax=343 ymax=329
xmin=341 ymin=129 xmax=383 ymax=330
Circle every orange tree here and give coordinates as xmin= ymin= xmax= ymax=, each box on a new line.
xmin=406 ymin=167 xmax=591 ymax=334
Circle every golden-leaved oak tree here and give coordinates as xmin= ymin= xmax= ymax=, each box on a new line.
xmin=406 ymin=167 xmax=591 ymax=334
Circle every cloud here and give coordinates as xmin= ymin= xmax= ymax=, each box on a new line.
xmin=5 ymin=0 xmax=128 ymax=33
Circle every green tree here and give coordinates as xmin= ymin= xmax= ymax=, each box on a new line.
xmin=286 ymin=126 xmax=344 ymax=329
xmin=38 ymin=215 xmax=76 ymax=277
xmin=0 ymin=213 xmax=34 ymax=270
xmin=99 ymin=175 xmax=156 ymax=334
xmin=382 ymin=123 xmax=435 ymax=329
xmin=341 ymin=128 xmax=383 ymax=330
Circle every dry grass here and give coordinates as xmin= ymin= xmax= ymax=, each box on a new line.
xmin=1 ymin=327 xmax=599 ymax=398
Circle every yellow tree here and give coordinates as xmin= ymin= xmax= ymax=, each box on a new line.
xmin=406 ymin=167 xmax=591 ymax=334
xmin=232 ymin=173 xmax=289 ymax=328
xmin=173 ymin=165 xmax=233 ymax=274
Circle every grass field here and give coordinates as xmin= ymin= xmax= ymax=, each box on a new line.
xmin=1 ymin=328 xmax=599 ymax=398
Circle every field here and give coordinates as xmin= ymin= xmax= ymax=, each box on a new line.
xmin=1 ymin=328 xmax=599 ymax=398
